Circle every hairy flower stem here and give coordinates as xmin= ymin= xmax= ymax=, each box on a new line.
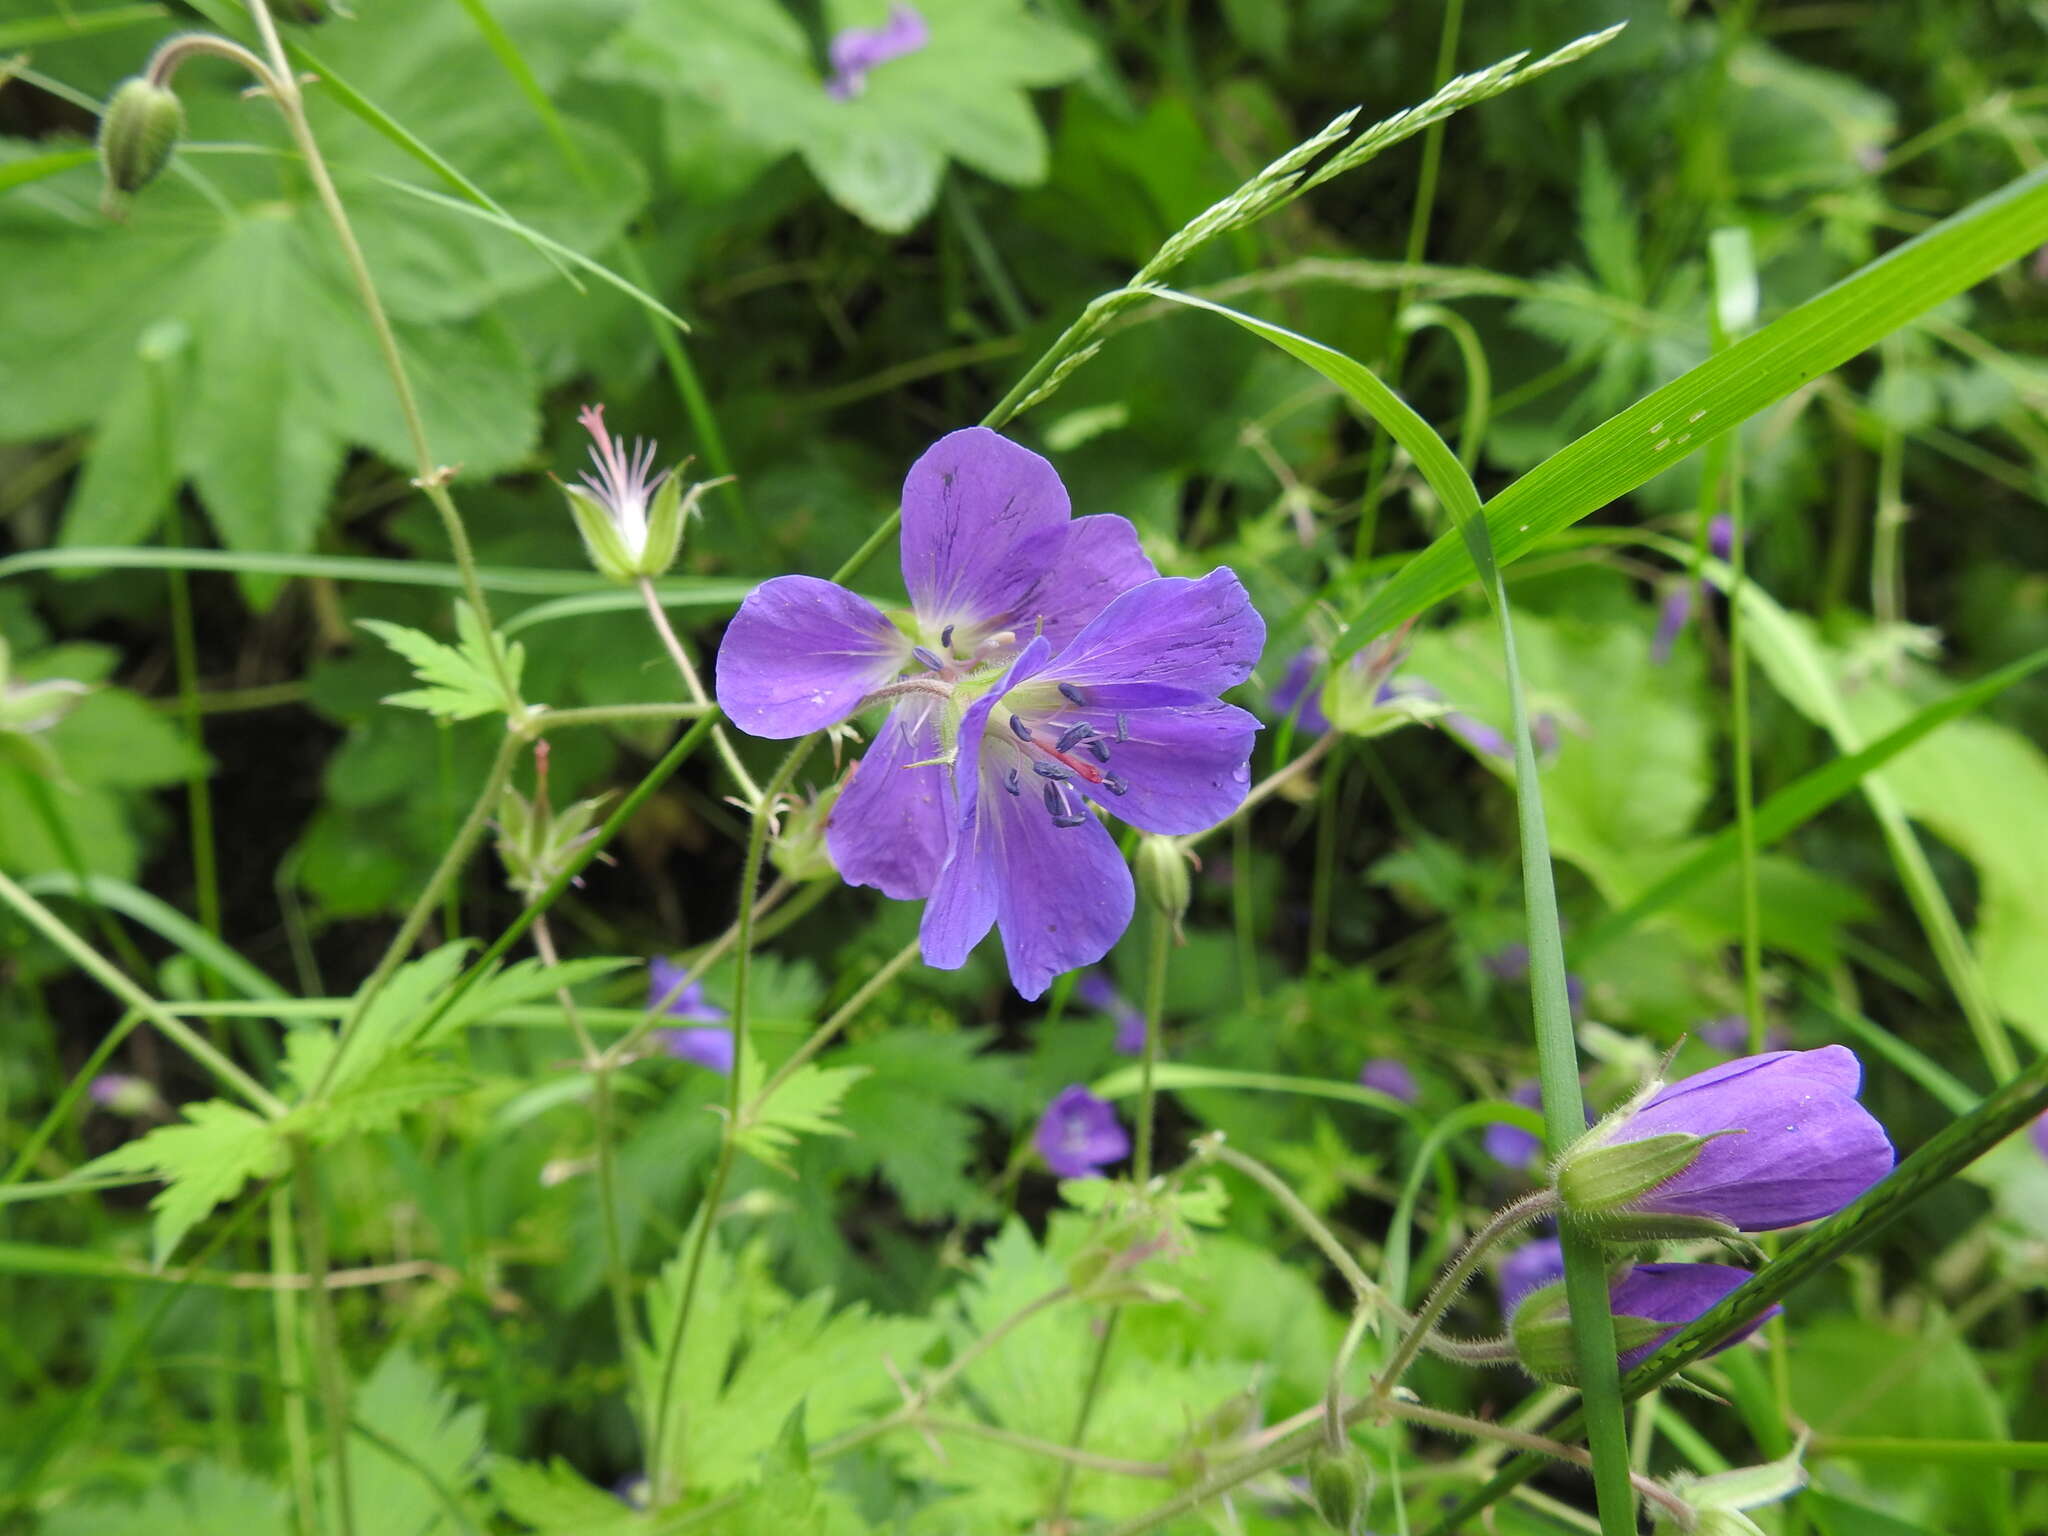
xmin=530 ymin=916 xmax=640 ymax=1443
xmin=0 ymin=870 xmax=284 ymax=1117
xmin=637 ymin=576 xmax=762 ymax=806
xmin=747 ymin=937 xmax=921 ymax=1113
xmin=237 ymin=0 xmax=516 ymax=712
xmin=317 ymin=729 xmax=522 ymax=1097
xmin=269 ymin=1187 xmax=318 ymax=1536
xmin=1375 ymin=1188 xmax=1557 ymax=1394
xmin=291 ymin=1140 xmax=355 ymax=1536
xmin=1132 ymin=905 xmax=1172 ymax=1183
xmin=648 ymin=737 xmax=817 ymax=1504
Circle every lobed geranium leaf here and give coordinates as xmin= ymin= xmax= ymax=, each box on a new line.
xmin=81 ymin=1098 xmax=286 ymax=1267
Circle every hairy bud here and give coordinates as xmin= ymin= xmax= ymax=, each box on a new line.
xmin=1134 ymin=834 xmax=1191 ymax=935
xmin=98 ymin=78 xmax=184 ymax=211
xmin=1306 ymin=1444 xmax=1374 ymax=1533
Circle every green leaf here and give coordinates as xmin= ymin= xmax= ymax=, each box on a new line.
xmin=1344 ymin=161 xmax=2048 ymax=651
xmin=35 ymin=1459 xmax=289 ymax=1536
xmin=491 ymin=1456 xmax=643 ymax=1536
xmin=423 ymin=954 xmax=637 ymax=1040
xmin=734 ymin=1038 xmax=870 ymax=1173
xmin=593 ymin=0 xmax=1091 ymax=233
xmin=324 ymin=1346 xmax=487 ymax=1536
xmin=361 ymin=604 xmax=525 ymax=721
xmin=835 ymin=1029 xmax=1026 ymax=1221
xmin=83 ymin=1098 xmax=286 ymax=1266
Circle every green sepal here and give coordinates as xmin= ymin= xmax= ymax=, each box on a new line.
xmin=1135 ymin=835 xmax=1192 ymax=930
xmin=563 ymin=484 xmax=640 ymax=584
xmin=1510 ymin=1280 xmax=1667 ymax=1383
xmin=636 ymin=471 xmax=687 ymax=579
xmin=1565 ymin=1210 xmax=1749 ymax=1250
xmin=1556 ymin=1130 xmax=1709 ymax=1217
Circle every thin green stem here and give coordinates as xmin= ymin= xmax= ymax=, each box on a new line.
xmin=745 ymin=937 xmax=920 ymax=1113
xmin=163 ymin=507 xmax=221 ymax=958
xmin=636 ymin=577 xmax=762 ymax=805
xmin=18 ymin=769 xmax=151 ymax=979
xmin=1 ymin=1010 xmax=143 ymax=1188
xmin=647 ymin=738 xmax=816 ymax=1502
xmin=0 ymin=870 xmax=284 ymax=1117
xmin=1132 ymin=904 xmax=1172 ymax=1183
xmin=1374 ymin=1189 xmax=1555 ymax=1393
xmin=239 ymin=0 xmax=515 ymax=709
xmin=271 ymin=1185 xmax=318 ymax=1536
xmin=1048 ymin=1311 xmax=1120 ymax=1523
xmin=292 ymin=1143 xmax=355 ymax=1536
xmin=604 ymin=877 xmax=793 ymax=1067
xmin=535 ymin=702 xmax=715 ymax=731
xmin=317 ymin=729 xmax=522 ymax=1097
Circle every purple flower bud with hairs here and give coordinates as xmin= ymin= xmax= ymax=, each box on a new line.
xmin=1558 ymin=1046 xmax=1893 ymax=1234
xmin=825 ymin=3 xmax=929 ymax=99
xmin=648 ymin=958 xmax=733 ymax=1073
xmin=1508 ymin=1249 xmax=1779 ymax=1378
xmin=1076 ymin=968 xmax=1147 ymax=1056
xmin=1359 ymin=1058 xmax=1418 ymax=1104
xmin=1035 ymin=1085 xmax=1130 ymax=1179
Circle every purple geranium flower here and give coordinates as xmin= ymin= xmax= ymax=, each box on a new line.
xmin=648 ymin=958 xmax=733 ymax=1073
xmin=825 ymin=3 xmax=930 ymax=99
xmin=1035 ymin=1085 xmax=1130 ymax=1179
xmin=1271 ymin=648 xmax=1332 ymax=735
xmin=1577 ymin=1046 xmax=1894 ymax=1231
xmin=1359 ymin=1058 xmax=1418 ymax=1104
xmin=921 ymin=573 xmax=1262 ymax=996
xmin=717 ymin=427 xmax=1157 ymax=904
xmin=1696 ymin=1014 xmax=1789 ymax=1054
xmin=1509 ymin=1254 xmax=1779 ymax=1373
xmin=1076 ymin=968 xmax=1147 ymax=1056
xmin=1484 ymin=1080 xmax=1546 ymax=1169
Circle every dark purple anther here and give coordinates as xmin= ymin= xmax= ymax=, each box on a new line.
xmin=1042 ymin=782 xmax=1063 ymax=816
xmin=940 ymin=624 xmax=955 ymax=649
xmin=1004 ymin=767 xmax=1021 ymax=796
xmin=1033 ymin=760 xmax=1074 ymax=781
xmin=913 ymin=645 xmax=943 ymax=670
xmin=1059 ymin=682 xmax=1088 ymax=705
xmin=1009 ymin=715 xmax=1033 ymax=743
xmin=1114 ymin=712 xmax=1130 ymax=742
xmin=1101 ymin=773 xmax=1129 ymax=795
xmin=1056 ymin=721 xmax=1094 ymax=752
xmin=1086 ymin=738 xmax=1112 ymax=763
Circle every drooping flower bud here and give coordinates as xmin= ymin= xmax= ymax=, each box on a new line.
xmin=1505 ymin=1256 xmax=1778 ymax=1383
xmin=98 ymin=77 xmax=185 ymax=211
xmin=1553 ymin=1047 xmax=1893 ymax=1239
xmin=1306 ymin=1443 xmax=1374 ymax=1533
xmin=1134 ymin=834 xmax=1191 ymax=936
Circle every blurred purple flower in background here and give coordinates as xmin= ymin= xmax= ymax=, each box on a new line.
xmin=1697 ymin=1014 xmax=1789 ymax=1054
xmin=1484 ymin=1080 xmax=1546 ymax=1169
xmin=648 ymin=957 xmax=734 ymax=1074
xmin=2031 ymin=1111 xmax=2048 ymax=1162
xmin=1035 ymin=1086 xmax=1130 ymax=1178
xmin=1359 ymin=1057 xmax=1418 ymax=1104
xmin=1270 ymin=648 xmax=1332 ymax=735
xmin=825 ymin=3 xmax=929 ymax=99
xmin=87 ymin=1073 xmax=159 ymax=1116
xmin=1076 ymin=968 xmax=1147 ymax=1056
xmin=1570 ymin=1046 xmax=1893 ymax=1231
xmin=1498 ymin=1236 xmax=1565 ymax=1311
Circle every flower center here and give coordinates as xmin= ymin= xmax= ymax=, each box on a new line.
xmin=990 ymin=684 xmax=1131 ymax=828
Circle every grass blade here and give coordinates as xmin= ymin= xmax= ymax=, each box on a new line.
xmin=1344 ymin=162 xmax=2048 ymax=650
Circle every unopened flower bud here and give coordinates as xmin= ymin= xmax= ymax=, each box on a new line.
xmin=1556 ymin=1131 xmax=1712 ymax=1222
xmin=1652 ymin=1444 xmax=1807 ymax=1534
xmin=1306 ymin=1444 xmax=1374 ymax=1533
xmin=1134 ymin=835 xmax=1191 ymax=934
xmin=98 ymin=78 xmax=184 ymax=209
xmin=88 ymin=1073 xmax=162 ymax=1117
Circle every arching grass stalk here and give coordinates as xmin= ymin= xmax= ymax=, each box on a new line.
xmin=647 ymin=736 xmax=816 ymax=1504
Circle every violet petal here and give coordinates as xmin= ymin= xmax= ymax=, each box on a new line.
xmin=826 ymin=698 xmax=952 ymax=899
xmin=714 ymin=574 xmax=907 ymax=737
